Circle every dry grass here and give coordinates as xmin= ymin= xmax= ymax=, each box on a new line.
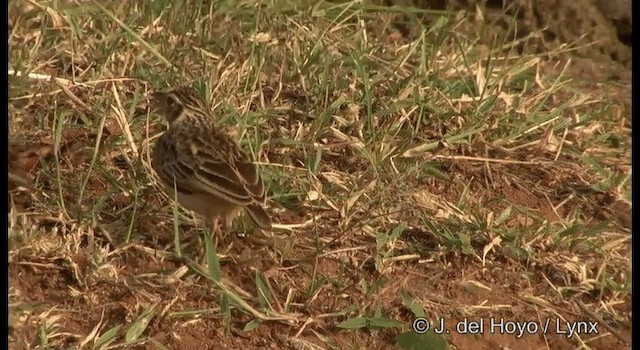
xmin=9 ymin=1 xmax=631 ymax=349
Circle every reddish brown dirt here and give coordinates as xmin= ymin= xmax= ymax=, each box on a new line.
xmin=9 ymin=245 xmax=632 ymax=349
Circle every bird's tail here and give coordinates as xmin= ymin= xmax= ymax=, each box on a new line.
xmin=245 ymin=203 xmax=272 ymax=230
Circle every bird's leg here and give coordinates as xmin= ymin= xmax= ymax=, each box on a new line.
xmin=219 ymin=219 xmax=235 ymax=255
xmin=208 ymin=217 xmax=220 ymax=250
xmin=210 ymin=216 xmax=236 ymax=255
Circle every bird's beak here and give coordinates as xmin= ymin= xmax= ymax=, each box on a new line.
xmin=143 ymin=91 xmax=159 ymax=104
xmin=133 ymin=92 xmax=156 ymax=118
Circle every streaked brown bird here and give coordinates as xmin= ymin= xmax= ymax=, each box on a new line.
xmin=147 ymin=85 xmax=271 ymax=240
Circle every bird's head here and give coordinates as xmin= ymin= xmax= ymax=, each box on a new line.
xmin=148 ymin=86 xmax=209 ymax=125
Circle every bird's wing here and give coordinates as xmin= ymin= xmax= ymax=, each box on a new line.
xmin=154 ymin=124 xmax=266 ymax=205
xmin=183 ymin=126 xmax=265 ymax=200
xmin=158 ymin=154 xmax=256 ymax=206
xmin=191 ymin=156 xmax=254 ymax=203
xmin=198 ymin=156 xmax=264 ymax=197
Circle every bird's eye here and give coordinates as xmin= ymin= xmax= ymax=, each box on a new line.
xmin=167 ymin=96 xmax=179 ymax=108
xmin=164 ymin=95 xmax=184 ymax=120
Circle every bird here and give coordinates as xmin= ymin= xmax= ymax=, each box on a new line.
xmin=147 ymin=85 xmax=272 ymax=242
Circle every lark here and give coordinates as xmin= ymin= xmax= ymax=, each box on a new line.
xmin=148 ymin=85 xmax=271 ymax=241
